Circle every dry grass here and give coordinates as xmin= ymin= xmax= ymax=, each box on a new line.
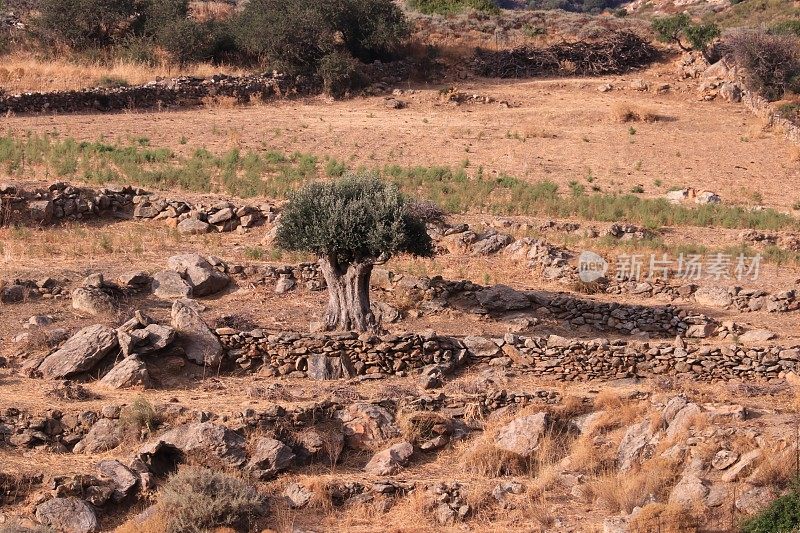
xmin=610 ymin=102 xmax=660 ymax=123
xmin=0 ymin=54 xmax=246 ymax=94
xmin=584 ymin=458 xmax=681 ymax=513
xmin=116 ymin=510 xmax=171 ymax=533
xmin=749 ymin=444 xmax=798 ymax=488
xmin=790 ymin=145 xmax=800 ymax=164
xmin=628 ymin=502 xmax=701 ymax=533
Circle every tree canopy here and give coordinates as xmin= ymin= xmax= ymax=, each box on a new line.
xmin=275 ymin=175 xmax=434 ymax=266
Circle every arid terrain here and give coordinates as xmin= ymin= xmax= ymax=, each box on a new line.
xmin=2 ymin=1 xmax=800 ymax=533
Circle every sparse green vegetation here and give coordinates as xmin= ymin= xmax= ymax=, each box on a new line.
xmin=1 ymin=133 xmax=797 ymax=231
xmin=740 ymin=484 xmax=800 ymax=533
xmin=407 ymin=0 xmax=500 ymax=15
xmin=652 ymin=14 xmax=720 ymax=58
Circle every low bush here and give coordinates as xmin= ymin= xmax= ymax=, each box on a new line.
xmin=770 ymin=19 xmax=800 ymax=37
xmin=407 ymin=0 xmax=500 ymax=15
xmin=527 ymin=0 xmax=623 ymax=14
xmin=157 ymin=467 xmax=263 ymax=533
xmin=741 ymin=485 xmax=800 ymax=533
xmin=724 ymin=30 xmax=800 ymax=101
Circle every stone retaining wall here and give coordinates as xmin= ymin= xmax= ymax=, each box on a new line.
xmin=0 ymin=182 xmax=275 ymax=233
xmin=219 ymin=329 xmax=800 ymax=383
xmin=0 ymin=74 xmax=289 ymax=115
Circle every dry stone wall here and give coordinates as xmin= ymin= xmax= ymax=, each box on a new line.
xmin=0 ymin=74 xmax=289 ymax=115
xmin=219 ymin=328 xmax=800 ymax=383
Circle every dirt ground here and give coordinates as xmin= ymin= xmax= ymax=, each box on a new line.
xmin=3 ymin=61 xmax=799 ymax=211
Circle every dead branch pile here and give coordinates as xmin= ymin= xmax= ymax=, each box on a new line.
xmin=471 ymin=32 xmax=658 ymax=78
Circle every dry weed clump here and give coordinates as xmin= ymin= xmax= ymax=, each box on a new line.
xmin=610 ymin=102 xmax=660 ymax=123
xmin=155 ymin=466 xmax=263 ymax=533
xmin=119 ymin=396 xmax=160 ymax=441
xmin=748 ymin=444 xmax=798 ymax=488
xmin=584 ymin=458 xmax=682 ymax=513
xmin=628 ymin=502 xmax=701 ymax=532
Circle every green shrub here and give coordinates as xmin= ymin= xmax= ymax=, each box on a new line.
xmin=158 ymin=467 xmax=263 ymax=533
xmin=119 ymin=396 xmax=159 ymax=438
xmin=770 ymin=20 xmax=800 ymax=37
xmin=235 ymin=0 xmax=407 ymax=77
xmin=741 ymin=489 xmax=800 ymax=533
xmin=652 ymin=14 xmax=720 ymax=57
xmin=96 ymin=76 xmax=129 ymax=88
xmin=407 ymin=0 xmax=500 ymax=15
xmin=36 ymin=0 xmax=138 ymax=48
xmin=318 ymin=51 xmax=363 ymax=97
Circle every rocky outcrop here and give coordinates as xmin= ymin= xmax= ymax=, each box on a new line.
xmin=35 ymin=497 xmax=98 ymax=533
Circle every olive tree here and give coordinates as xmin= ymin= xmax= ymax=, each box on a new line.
xmin=275 ymin=175 xmax=434 ymax=332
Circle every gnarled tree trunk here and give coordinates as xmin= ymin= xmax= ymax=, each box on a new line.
xmin=319 ymin=256 xmax=376 ymax=332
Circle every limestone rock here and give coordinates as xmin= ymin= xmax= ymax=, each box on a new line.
xmin=364 ymin=441 xmax=414 ymax=475
xmin=246 ymin=437 xmax=296 ymax=480
xmin=73 ymin=419 xmax=122 ymax=454
xmin=694 ymin=286 xmax=732 ymax=308
xmin=71 ymin=287 xmax=116 ymax=316
xmin=177 ymin=218 xmax=210 ymax=235
xmin=171 ymin=299 xmax=223 ymax=367
xmin=99 ymin=357 xmax=151 ymax=389
xmin=139 ymin=422 xmax=247 ymax=472
xmin=475 ymin=284 xmax=531 ymax=312
xmin=39 ymin=325 xmax=119 ymax=379
xmin=167 ymin=254 xmax=229 ymax=297
xmin=97 ymin=459 xmax=138 ymax=501
xmin=495 ymin=412 xmax=548 ymax=458
xmin=463 ymin=336 xmax=500 ymax=358
xmin=151 ymin=270 xmax=192 ymax=299
xmin=35 ymin=497 xmax=98 ymax=533
xmin=335 ymin=402 xmax=400 ymax=450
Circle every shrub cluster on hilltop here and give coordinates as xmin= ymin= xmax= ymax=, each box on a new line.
xmin=33 ymin=0 xmax=409 ymax=94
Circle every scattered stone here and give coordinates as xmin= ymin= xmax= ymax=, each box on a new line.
xmin=71 ymin=287 xmax=116 ymax=316
xmin=73 ymin=419 xmax=123 ymax=454
xmin=167 ymin=254 xmax=229 ymax=297
xmin=712 ymin=450 xmax=739 ymax=470
xmin=177 ymin=218 xmax=210 ymax=235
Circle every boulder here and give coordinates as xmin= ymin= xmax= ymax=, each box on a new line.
xmin=696 ymin=191 xmax=721 ymax=205
xmin=306 ymin=353 xmax=355 ymax=381
xmin=0 ymin=283 xmax=26 ymax=303
xmin=283 ymin=483 xmax=313 ymax=509
xmin=665 ymin=189 xmax=689 ymax=204
xmin=151 ymin=270 xmax=192 ymax=299
xmin=73 ymin=419 xmax=123 ymax=454
xmin=39 ymin=325 xmax=119 ymax=379
xmin=669 ymin=474 xmax=709 ymax=507
xmin=118 ymin=271 xmax=151 ymax=289
xmin=167 ymin=254 xmax=229 ymax=297
xmin=463 ymin=336 xmax=500 ymax=358
xmin=246 ymin=438 xmax=296 ymax=480
xmin=35 ymin=497 xmax=98 ymax=533
xmin=97 ymin=459 xmax=138 ymax=501
xmin=618 ymin=421 xmax=655 ymax=472
xmin=364 ymin=441 xmax=414 ymax=475
xmin=177 ymin=218 xmax=210 ymax=235
xmin=335 ymin=402 xmax=400 ymax=450
xmin=171 ymin=299 xmax=223 ymax=367
xmin=475 ymin=285 xmax=531 ymax=312
xmin=274 ymin=277 xmax=296 ymax=294
xmin=71 ymin=287 xmax=116 ymax=316
xmin=739 ymin=329 xmax=777 ymax=343
xmin=694 ymin=287 xmax=732 ymax=308
xmin=139 ymin=422 xmax=247 ymax=473
xmin=721 ymin=449 xmax=762 ymax=482
xmin=29 ymin=200 xmax=55 ymax=224
xmin=99 ymin=357 xmax=151 ymax=389
xmin=712 ymin=450 xmax=739 ymax=470
xmin=495 ymin=413 xmax=549 ymax=458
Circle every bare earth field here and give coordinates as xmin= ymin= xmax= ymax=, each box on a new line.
xmin=4 ymin=63 xmax=800 ymax=211
xmin=2 ymin=58 xmax=800 ymax=533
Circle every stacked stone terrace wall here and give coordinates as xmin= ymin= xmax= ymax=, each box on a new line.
xmin=219 ymin=329 xmax=800 ymax=383
xmin=0 ymin=74 xmax=289 ymax=115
